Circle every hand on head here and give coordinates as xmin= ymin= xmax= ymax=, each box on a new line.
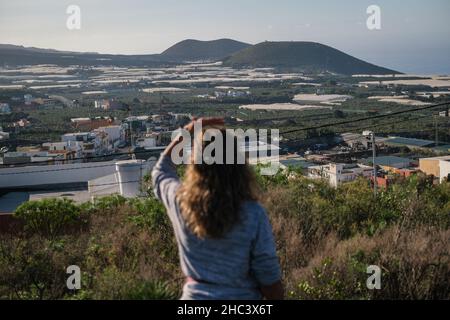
xmin=184 ymin=117 xmax=225 ymax=133
xmin=164 ymin=117 xmax=226 ymax=158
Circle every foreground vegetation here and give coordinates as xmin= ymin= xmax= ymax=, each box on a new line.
xmin=0 ymin=170 xmax=449 ymax=300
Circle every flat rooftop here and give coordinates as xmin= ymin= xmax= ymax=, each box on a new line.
xmin=0 ymin=173 xmax=123 ymax=214
xmin=384 ymin=137 xmax=435 ymax=147
xmin=361 ymin=156 xmax=412 ymax=167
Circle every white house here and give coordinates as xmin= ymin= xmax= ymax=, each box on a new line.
xmin=439 ymin=109 xmax=449 ymax=117
xmin=419 ymin=155 xmax=450 ymax=182
xmin=214 ymin=91 xmax=227 ymax=99
xmin=62 ymin=132 xmax=91 ymax=143
xmin=62 ymin=132 xmax=104 ymax=157
xmin=42 ymin=141 xmax=83 ymax=159
xmin=136 ymin=137 xmax=156 ymax=149
xmin=0 ymin=103 xmax=11 ymax=114
xmin=94 ymin=125 xmax=125 ymax=145
xmin=439 ymin=159 xmax=450 ymax=183
xmin=94 ymin=99 xmax=109 ymax=110
xmin=24 ymin=94 xmax=33 ymax=105
xmin=227 ymin=90 xmax=250 ymax=98
xmin=309 ymin=163 xmax=374 ymax=187
xmin=0 ymin=126 xmax=9 ymax=141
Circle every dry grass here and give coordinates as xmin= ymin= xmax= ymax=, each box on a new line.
xmin=1 ymin=173 xmax=449 ymax=300
xmin=283 ymin=227 xmax=450 ymax=299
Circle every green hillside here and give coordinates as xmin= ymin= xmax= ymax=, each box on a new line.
xmin=160 ymin=38 xmax=251 ymax=61
xmin=223 ymin=41 xmax=400 ymax=75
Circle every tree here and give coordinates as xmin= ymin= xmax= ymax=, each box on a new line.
xmin=14 ymin=198 xmax=83 ymax=239
xmin=334 ymin=110 xmax=345 ymax=118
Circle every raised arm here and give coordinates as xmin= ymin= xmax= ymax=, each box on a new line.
xmin=152 ymin=117 xmax=225 ymax=216
xmin=151 ymin=152 xmax=180 ymax=210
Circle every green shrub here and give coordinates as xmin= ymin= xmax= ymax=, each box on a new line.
xmin=14 ymin=198 xmax=83 ymax=239
xmin=0 ymin=234 xmax=87 ymax=300
xmin=79 ymin=194 xmax=127 ymax=213
xmin=124 ymin=280 xmax=178 ymax=300
xmin=127 ymin=196 xmax=168 ymax=230
xmin=89 ymin=267 xmax=177 ymax=300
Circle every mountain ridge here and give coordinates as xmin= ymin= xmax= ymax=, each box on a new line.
xmin=0 ymin=44 xmax=167 ymax=67
xmin=224 ymin=41 xmax=400 ymax=75
xmin=0 ymin=39 xmax=400 ymax=74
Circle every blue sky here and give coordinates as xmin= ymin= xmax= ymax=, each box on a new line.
xmin=1 ymin=0 xmax=449 ymax=73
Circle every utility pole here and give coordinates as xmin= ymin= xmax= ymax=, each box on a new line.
xmin=434 ymin=115 xmax=439 ymax=147
xmin=363 ymin=130 xmax=377 ymax=196
xmin=130 ymin=123 xmax=133 ymax=147
xmin=371 ymin=132 xmax=377 ymax=197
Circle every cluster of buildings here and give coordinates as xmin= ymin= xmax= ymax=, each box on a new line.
xmin=280 ymin=146 xmax=450 ymax=191
xmin=277 ymin=152 xmax=450 ymax=188
xmin=1 ymin=123 xmax=126 ymax=165
xmin=124 ymin=113 xmax=191 ymax=149
xmin=0 ymin=111 xmax=193 ymax=213
xmin=1 ymin=118 xmax=32 ymax=136
xmin=0 ymin=112 xmax=191 ymax=166
xmin=279 ymin=154 xmax=413 ymax=187
xmin=1 ymin=100 xmax=450 ymax=212
xmin=338 ymin=133 xmax=450 ymax=154
xmin=6 ymin=93 xmax=78 ymax=111
xmin=214 ymin=89 xmax=251 ymax=99
xmin=196 ymin=89 xmax=251 ymax=100
xmin=275 ymin=131 xmax=450 ymax=188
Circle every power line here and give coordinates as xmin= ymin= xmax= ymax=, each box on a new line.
xmin=90 ymin=179 xmax=144 ymax=189
xmin=282 ymin=114 xmax=444 ymax=162
xmin=287 ymin=113 xmax=433 ymax=145
xmin=0 ymin=113 xmax=438 ymax=177
xmin=280 ymin=101 xmax=450 ymax=135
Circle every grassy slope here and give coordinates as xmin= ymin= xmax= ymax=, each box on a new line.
xmin=224 ymin=41 xmax=400 ymax=75
xmin=160 ymin=38 xmax=251 ymax=61
xmin=1 ymin=170 xmax=449 ymax=300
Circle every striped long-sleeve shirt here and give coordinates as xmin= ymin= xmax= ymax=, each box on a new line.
xmin=151 ymin=154 xmax=281 ymax=300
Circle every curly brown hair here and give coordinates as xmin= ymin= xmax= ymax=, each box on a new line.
xmin=177 ymin=129 xmax=259 ymax=239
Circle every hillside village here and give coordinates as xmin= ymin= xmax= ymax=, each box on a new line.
xmin=1 ymin=104 xmax=449 ymax=213
xmin=1 ymin=42 xmax=450 ymax=212
xmin=0 ymin=0 xmax=449 ymax=302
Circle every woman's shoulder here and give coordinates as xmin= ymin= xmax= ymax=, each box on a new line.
xmin=238 ymin=201 xmax=270 ymax=239
xmin=241 ymin=200 xmax=267 ymax=220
